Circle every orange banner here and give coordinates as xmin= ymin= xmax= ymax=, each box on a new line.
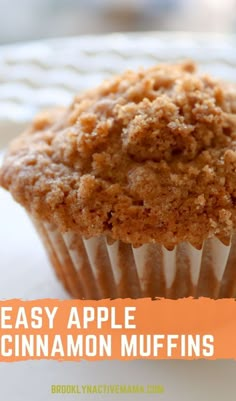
xmin=0 ymin=298 xmax=235 ymax=361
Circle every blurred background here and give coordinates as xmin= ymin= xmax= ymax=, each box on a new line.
xmin=0 ymin=0 xmax=236 ymax=44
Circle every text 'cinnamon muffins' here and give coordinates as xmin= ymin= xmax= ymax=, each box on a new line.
xmin=1 ymin=61 xmax=236 ymax=299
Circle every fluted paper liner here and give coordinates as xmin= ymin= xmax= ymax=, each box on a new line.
xmin=32 ymin=219 xmax=236 ymax=299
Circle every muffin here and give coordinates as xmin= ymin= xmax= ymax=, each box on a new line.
xmin=1 ymin=61 xmax=236 ymax=299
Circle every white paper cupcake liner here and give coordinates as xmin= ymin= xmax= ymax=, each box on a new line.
xmin=32 ymin=219 xmax=236 ymax=299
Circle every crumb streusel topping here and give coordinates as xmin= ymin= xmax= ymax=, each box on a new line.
xmin=1 ymin=61 xmax=236 ymax=248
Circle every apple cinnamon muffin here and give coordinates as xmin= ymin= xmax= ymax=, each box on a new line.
xmin=1 ymin=61 xmax=236 ymax=299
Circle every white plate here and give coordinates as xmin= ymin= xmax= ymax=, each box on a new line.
xmin=0 ymin=33 xmax=236 ymax=401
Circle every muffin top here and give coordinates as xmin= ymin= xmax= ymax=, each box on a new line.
xmin=1 ymin=61 xmax=236 ymax=248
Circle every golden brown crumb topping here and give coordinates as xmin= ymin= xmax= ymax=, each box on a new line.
xmin=1 ymin=61 xmax=236 ymax=248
